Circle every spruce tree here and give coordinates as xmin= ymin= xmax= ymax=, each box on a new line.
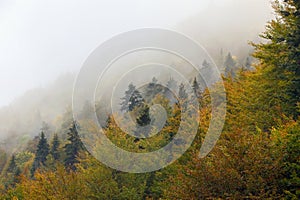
xmin=64 ymin=122 xmax=84 ymax=171
xmin=178 ymin=83 xmax=188 ymax=110
xmin=253 ymin=0 xmax=300 ymax=117
xmin=128 ymin=89 xmax=144 ymax=111
xmin=224 ymin=52 xmax=236 ymax=77
xmin=136 ymin=104 xmax=151 ymax=127
xmin=145 ymin=77 xmax=162 ymax=100
xmin=244 ymin=57 xmax=252 ymax=70
xmin=202 ymin=59 xmax=211 ymax=68
xmin=31 ymin=131 xmax=50 ymax=175
xmin=192 ymin=77 xmax=201 ymax=99
xmin=7 ymin=154 xmax=18 ymax=174
xmin=50 ymin=134 xmax=60 ymax=161
xmin=178 ymin=83 xmax=188 ymax=100
xmin=120 ymin=83 xmax=136 ymax=112
xmin=5 ymin=155 xmax=21 ymax=188
xmin=166 ymin=77 xmax=178 ymax=92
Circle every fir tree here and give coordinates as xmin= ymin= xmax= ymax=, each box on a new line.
xmin=50 ymin=134 xmax=60 ymax=161
xmin=166 ymin=77 xmax=178 ymax=92
xmin=224 ymin=52 xmax=236 ymax=77
xmin=31 ymin=131 xmax=50 ymax=175
xmin=6 ymin=154 xmax=18 ymax=174
xmin=64 ymin=122 xmax=84 ymax=171
xmin=178 ymin=83 xmax=188 ymax=100
xmin=120 ymin=83 xmax=136 ymax=112
xmin=128 ymin=89 xmax=144 ymax=111
xmin=202 ymin=59 xmax=211 ymax=68
xmin=136 ymin=104 xmax=151 ymax=127
xmin=244 ymin=57 xmax=252 ymax=70
xmin=145 ymin=77 xmax=163 ymax=100
xmin=192 ymin=77 xmax=201 ymax=99
xmin=253 ymin=0 xmax=300 ymax=117
xmin=5 ymin=155 xmax=21 ymax=188
xmin=178 ymin=83 xmax=188 ymax=110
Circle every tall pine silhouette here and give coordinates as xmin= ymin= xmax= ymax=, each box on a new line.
xmin=64 ymin=122 xmax=84 ymax=171
xmin=31 ymin=131 xmax=49 ymax=176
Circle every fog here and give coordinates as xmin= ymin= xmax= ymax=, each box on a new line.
xmin=0 ymin=0 xmax=273 ymax=148
xmin=0 ymin=0 xmax=272 ymax=106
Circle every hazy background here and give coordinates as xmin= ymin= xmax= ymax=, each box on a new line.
xmin=0 ymin=0 xmax=272 ymax=107
xmin=0 ymin=0 xmax=274 ymax=150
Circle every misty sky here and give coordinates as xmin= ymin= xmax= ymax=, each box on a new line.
xmin=0 ymin=0 xmax=272 ymax=107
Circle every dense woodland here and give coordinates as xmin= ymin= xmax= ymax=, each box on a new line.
xmin=0 ymin=0 xmax=299 ymax=199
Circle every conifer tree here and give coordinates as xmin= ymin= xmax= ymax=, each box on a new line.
xmin=202 ymin=59 xmax=211 ymax=68
xmin=244 ymin=57 xmax=252 ymax=70
xmin=31 ymin=131 xmax=50 ymax=175
xmin=166 ymin=77 xmax=178 ymax=92
xmin=6 ymin=154 xmax=18 ymax=174
xmin=5 ymin=154 xmax=21 ymax=188
xmin=64 ymin=122 xmax=84 ymax=171
xmin=253 ymin=0 xmax=300 ymax=117
xmin=224 ymin=52 xmax=236 ymax=77
xmin=192 ymin=77 xmax=201 ymax=99
xmin=50 ymin=134 xmax=60 ymax=161
xmin=136 ymin=104 xmax=151 ymax=127
xmin=178 ymin=83 xmax=188 ymax=100
xmin=120 ymin=83 xmax=136 ymax=112
xmin=128 ymin=89 xmax=144 ymax=111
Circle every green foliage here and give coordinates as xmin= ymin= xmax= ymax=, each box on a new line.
xmin=253 ymin=0 xmax=300 ymax=117
xmin=31 ymin=132 xmax=49 ymax=176
xmin=64 ymin=122 xmax=84 ymax=171
xmin=50 ymin=134 xmax=60 ymax=161
xmin=1 ymin=1 xmax=300 ymax=198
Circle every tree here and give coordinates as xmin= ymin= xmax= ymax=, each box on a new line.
xmin=5 ymin=155 xmax=21 ymax=188
xmin=244 ymin=57 xmax=252 ymax=70
xmin=135 ymin=104 xmax=151 ymax=127
xmin=64 ymin=122 xmax=84 ymax=171
xmin=128 ymin=89 xmax=144 ymax=111
xmin=166 ymin=76 xmax=178 ymax=92
xmin=224 ymin=52 xmax=237 ymax=77
xmin=50 ymin=134 xmax=60 ymax=161
xmin=31 ymin=131 xmax=49 ymax=175
xmin=253 ymin=0 xmax=300 ymax=117
xmin=178 ymin=83 xmax=188 ymax=100
xmin=165 ymin=77 xmax=178 ymax=105
xmin=7 ymin=155 xmax=18 ymax=174
xmin=192 ymin=77 xmax=201 ymax=99
xmin=145 ymin=77 xmax=163 ymax=100
xmin=120 ymin=83 xmax=136 ymax=112
xmin=202 ymin=59 xmax=211 ymax=68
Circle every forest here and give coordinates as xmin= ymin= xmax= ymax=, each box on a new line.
xmin=0 ymin=0 xmax=299 ymax=199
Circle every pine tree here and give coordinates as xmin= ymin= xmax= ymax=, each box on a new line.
xmin=244 ymin=57 xmax=252 ymax=70
xmin=7 ymin=154 xmax=17 ymax=174
xmin=165 ymin=77 xmax=178 ymax=105
xmin=136 ymin=104 xmax=151 ymax=127
xmin=224 ymin=52 xmax=236 ymax=77
xmin=178 ymin=83 xmax=188 ymax=100
xmin=166 ymin=77 xmax=178 ymax=92
xmin=253 ymin=0 xmax=300 ymax=117
xmin=192 ymin=77 xmax=201 ymax=99
xmin=50 ymin=134 xmax=60 ymax=161
xmin=5 ymin=154 xmax=21 ymax=188
xmin=120 ymin=83 xmax=136 ymax=112
xmin=31 ymin=131 xmax=50 ymax=175
xmin=202 ymin=59 xmax=211 ymax=68
xmin=64 ymin=122 xmax=84 ymax=171
xmin=145 ymin=77 xmax=163 ymax=100
xmin=128 ymin=89 xmax=144 ymax=111
xmin=178 ymin=83 xmax=188 ymax=110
